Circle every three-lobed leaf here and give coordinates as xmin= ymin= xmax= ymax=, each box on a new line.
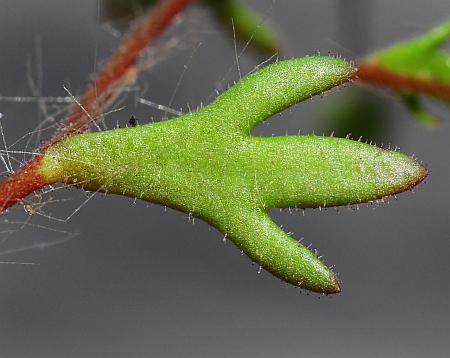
xmin=40 ymin=56 xmax=426 ymax=293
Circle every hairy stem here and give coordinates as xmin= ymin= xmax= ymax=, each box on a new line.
xmin=0 ymin=0 xmax=193 ymax=212
xmin=52 ymin=0 xmax=194 ymax=142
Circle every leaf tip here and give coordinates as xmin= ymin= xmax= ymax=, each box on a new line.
xmin=330 ymin=274 xmax=342 ymax=294
xmin=392 ymin=156 xmax=428 ymax=195
xmin=374 ymin=147 xmax=428 ymax=200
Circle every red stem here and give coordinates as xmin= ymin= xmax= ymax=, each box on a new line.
xmin=0 ymin=0 xmax=193 ymax=212
xmin=355 ymin=63 xmax=450 ymax=101
xmin=0 ymin=158 xmax=47 ymax=212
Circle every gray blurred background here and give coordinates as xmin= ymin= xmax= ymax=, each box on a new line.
xmin=0 ymin=1 xmax=449 ymax=357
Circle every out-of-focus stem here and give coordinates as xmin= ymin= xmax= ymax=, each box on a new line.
xmin=356 ymin=63 xmax=450 ymax=101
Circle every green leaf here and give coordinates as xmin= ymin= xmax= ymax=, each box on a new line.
xmin=361 ymin=20 xmax=450 ymax=126
xmin=367 ymin=20 xmax=450 ymax=87
xmin=39 ymin=57 xmax=426 ymax=293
